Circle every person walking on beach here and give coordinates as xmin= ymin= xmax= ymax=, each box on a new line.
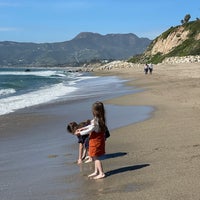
xmin=148 ymin=63 xmax=153 ymax=74
xmin=144 ymin=63 xmax=149 ymax=74
xmin=75 ymin=101 xmax=106 ymax=179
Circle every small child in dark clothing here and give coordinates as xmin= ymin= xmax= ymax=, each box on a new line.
xmin=67 ymin=120 xmax=92 ymax=164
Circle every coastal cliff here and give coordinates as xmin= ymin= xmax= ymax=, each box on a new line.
xmin=129 ymin=20 xmax=200 ymax=64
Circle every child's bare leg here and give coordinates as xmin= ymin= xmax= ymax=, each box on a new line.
xmin=78 ymin=143 xmax=84 ymax=164
xmin=88 ymin=157 xmax=98 ymax=177
xmin=81 ymin=147 xmax=87 ymax=160
xmin=93 ymin=159 xmax=105 ymax=179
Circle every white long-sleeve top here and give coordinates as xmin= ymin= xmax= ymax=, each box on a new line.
xmin=79 ymin=118 xmax=100 ymax=136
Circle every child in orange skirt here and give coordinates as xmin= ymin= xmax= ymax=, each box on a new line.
xmin=75 ymin=101 xmax=107 ymax=179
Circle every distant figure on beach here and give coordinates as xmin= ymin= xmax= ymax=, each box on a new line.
xmin=75 ymin=101 xmax=107 ymax=179
xmin=67 ymin=120 xmax=92 ymax=164
xmin=148 ymin=63 xmax=153 ymax=74
xmin=144 ymin=63 xmax=149 ymax=74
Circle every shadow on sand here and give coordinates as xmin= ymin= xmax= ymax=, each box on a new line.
xmin=105 ymin=164 xmax=150 ymax=177
xmin=101 ymin=152 xmax=127 ymax=160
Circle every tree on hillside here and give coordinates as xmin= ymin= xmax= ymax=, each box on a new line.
xmin=184 ymin=14 xmax=191 ymax=23
xmin=181 ymin=14 xmax=191 ymax=24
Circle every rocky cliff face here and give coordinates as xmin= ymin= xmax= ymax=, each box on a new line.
xmin=140 ymin=20 xmax=200 ymax=64
xmin=150 ymin=27 xmax=190 ymax=55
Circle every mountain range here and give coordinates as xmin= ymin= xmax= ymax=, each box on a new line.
xmin=0 ymin=32 xmax=151 ymax=67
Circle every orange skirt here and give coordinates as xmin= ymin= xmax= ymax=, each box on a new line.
xmin=89 ymin=131 xmax=105 ymax=157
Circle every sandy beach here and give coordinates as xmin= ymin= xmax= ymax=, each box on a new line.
xmin=1 ymin=62 xmax=200 ymax=200
xmin=91 ymin=62 xmax=200 ymax=200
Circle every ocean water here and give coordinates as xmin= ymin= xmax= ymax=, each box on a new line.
xmin=0 ymin=67 xmax=130 ymax=116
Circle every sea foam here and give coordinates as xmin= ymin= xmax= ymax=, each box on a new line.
xmin=0 ymin=70 xmax=66 ymax=77
xmin=0 ymin=88 xmax=16 ymax=97
xmin=0 ymin=83 xmax=77 ymax=115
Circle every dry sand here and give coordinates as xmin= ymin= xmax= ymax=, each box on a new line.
xmin=88 ymin=62 xmax=200 ymax=200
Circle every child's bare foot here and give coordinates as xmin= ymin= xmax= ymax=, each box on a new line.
xmin=84 ymin=157 xmax=92 ymax=163
xmin=77 ymin=159 xmax=82 ymax=164
xmin=93 ymin=173 xmax=105 ymax=179
xmin=88 ymin=172 xmax=98 ymax=177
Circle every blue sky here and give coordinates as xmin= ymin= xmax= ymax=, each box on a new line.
xmin=0 ymin=0 xmax=199 ymax=43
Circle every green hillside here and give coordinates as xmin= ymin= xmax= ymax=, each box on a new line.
xmin=0 ymin=33 xmax=151 ymax=67
xmin=128 ymin=20 xmax=200 ymax=64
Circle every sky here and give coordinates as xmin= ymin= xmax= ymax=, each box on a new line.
xmin=0 ymin=0 xmax=199 ymax=43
